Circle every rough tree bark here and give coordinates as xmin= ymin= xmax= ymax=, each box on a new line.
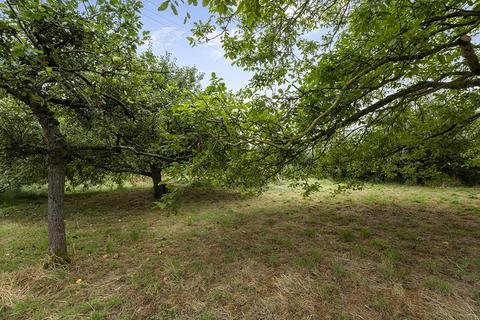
xmin=29 ymin=96 xmax=69 ymax=262
xmin=459 ymin=35 xmax=480 ymax=74
xmin=46 ymin=149 xmax=68 ymax=261
xmin=151 ymin=164 xmax=167 ymax=199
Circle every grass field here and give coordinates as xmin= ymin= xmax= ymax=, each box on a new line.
xmin=1 ymin=181 xmax=479 ymax=319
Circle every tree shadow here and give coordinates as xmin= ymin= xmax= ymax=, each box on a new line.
xmin=175 ymin=184 xmax=254 ymax=206
xmin=0 ymin=185 xmax=253 ymax=223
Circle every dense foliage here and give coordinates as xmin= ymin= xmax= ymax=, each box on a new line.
xmin=0 ymin=98 xmax=46 ymax=192
xmin=175 ymin=0 xmax=480 ymax=185
xmin=315 ymin=92 xmax=480 ymax=185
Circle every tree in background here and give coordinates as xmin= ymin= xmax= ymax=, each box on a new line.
xmin=76 ymin=52 xmax=207 ymax=199
xmin=0 ymin=96 xmax=135 ymax=194
xmin=0 ymin=97 xmax=46 ymax=192
xmin=313 ymin=91 xmax=480 ymax=185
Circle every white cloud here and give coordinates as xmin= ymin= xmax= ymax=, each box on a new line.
xmin=199 ymin=31 xmax=226 ymax=61
xmin=139 ymin=26 xmax=228 ymax=63
xmin=139 ymin=26 xmax=188 ymax=53
xmin=137 ymin=24 xmax=251 ymax=90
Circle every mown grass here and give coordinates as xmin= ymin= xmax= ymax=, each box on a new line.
xmin=1 ymin=180 xmax=479 ymax=319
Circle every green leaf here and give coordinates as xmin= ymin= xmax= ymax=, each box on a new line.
xmin=170 ymin=3 xmax=178 ymax=15
xmin=12 ymin=44 xmax=25 ymax=57
xmin=158 ymin=1 xmax=169 ymax=11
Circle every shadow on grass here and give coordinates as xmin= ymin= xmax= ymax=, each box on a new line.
xmin=175 ymin=184 xmax=254 ymax=206
xmin=0 ymin=185 xmax=253 ymax=223
xmin=0 ymin=189 xmax=47 ymax=207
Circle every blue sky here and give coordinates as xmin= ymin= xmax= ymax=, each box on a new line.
xmin=139 ymin=1 xmax=251 ymax=91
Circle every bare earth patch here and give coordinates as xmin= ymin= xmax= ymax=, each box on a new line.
xmin=1 ymin=182 xmax=479 ymax=319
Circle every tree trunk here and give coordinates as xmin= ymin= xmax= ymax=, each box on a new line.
xmin=47 ymin=151 xmax=68 ymax=262
xmin=151 ymin=165 xmax=167 ymax=199
xmin=28 ymin=97 xmax=69 ymax=263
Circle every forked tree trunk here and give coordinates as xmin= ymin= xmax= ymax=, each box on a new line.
xmin=47 ymin=151 xmax=68 ymax=261
xmin=151 ymin=165 xmax=167 ymax=199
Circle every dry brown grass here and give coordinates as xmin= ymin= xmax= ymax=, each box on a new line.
xmin=1 ymin=181 xmax=479 ymax=319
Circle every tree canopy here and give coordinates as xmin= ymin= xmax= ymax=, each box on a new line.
xmin=173 ymin=0 xmax=480 ymax=187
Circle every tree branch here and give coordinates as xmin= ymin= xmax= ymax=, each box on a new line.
xmin=459 ymin=35 xmax=480 ymax=74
